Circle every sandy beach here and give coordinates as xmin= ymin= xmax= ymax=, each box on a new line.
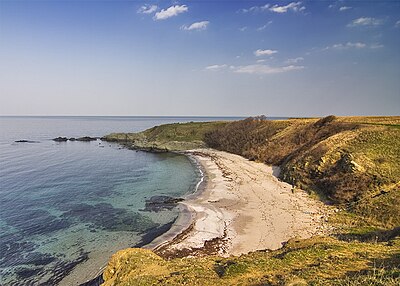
xmin=155 ymin=149 xmax=330 ymax=257
xmin=60 ymin=148 xmax=330 ymax=285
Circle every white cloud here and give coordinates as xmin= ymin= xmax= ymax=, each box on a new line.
xmin=137 ymin=4 xmax=158 ymax=14
xmin=254 ymin=49 xmax=278 ymax=56
xmin=339 ymin=6 xmax=352 ymax=11
xmin=285 ymin=57 xmax=304 ymax=64
xmin=182 ymin=21 xmax=209 ymax=31
xmin=396 ymin=20 xmax=400 ymax=28
xmin=154 ymin=5 xmax=188 ymax=20
xmin=205 ymin=64 xmax=227 ymax=71
xmin=269 ymin=2 xmax=304 ymax=13
xmin=241 ymin=4 xmax=270 ymax=13
xmin=256 ymin=59 xmax=266 ymax=63
xmin=241 ymin=2 xmax=305 ymax=14
xmin=235 ymin=64 xmax=304 ymax=75
xmin=257 ymin=21 xmax=273 ymax=31
xmin=325 ymin=42 xmax=367 ymax=50
xmin=348 ymin=17 xmax=384 ymax=27
xmin=239 ymin=26 xmax=247 ymax=32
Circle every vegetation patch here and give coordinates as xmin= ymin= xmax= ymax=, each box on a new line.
xmin=102 ymin=236 xmax=400 ymax=285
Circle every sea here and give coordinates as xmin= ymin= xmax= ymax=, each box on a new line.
xmin=0 ymin=116 xmax=248 ymax=286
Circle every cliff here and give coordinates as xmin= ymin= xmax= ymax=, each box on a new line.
xmin=103 ymin=121 xmax=227 ymax=151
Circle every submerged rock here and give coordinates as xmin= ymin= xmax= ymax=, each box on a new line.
xmin=143 ymin=195 xmax=184 ymax=212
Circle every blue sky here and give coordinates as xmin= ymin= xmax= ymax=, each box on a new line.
xmin=0 ymin=0 xmax=399 ymax=116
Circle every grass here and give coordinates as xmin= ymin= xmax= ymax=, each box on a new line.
xmin=103 ymin=121 xmax=228 ymax=151
xmin=102 ymin=236 xmax=400 ymax=286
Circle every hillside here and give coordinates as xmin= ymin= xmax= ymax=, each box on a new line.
xmin=101 ymin=116 xmax=400 ymax=286
xmin=204 ymin=116 xmax=400 ymax=229
xmin=103 ymin=121 xmax=228 ymax=151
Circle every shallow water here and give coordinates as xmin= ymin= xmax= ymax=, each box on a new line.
xmin=0 ymin=116 xmax=243 ymax=285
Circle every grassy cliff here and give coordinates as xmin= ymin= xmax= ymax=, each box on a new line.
xmin=102 ymin=116 xmax=400 ymax=285
xmin=104 ymin=121 xmax=227 ymax=151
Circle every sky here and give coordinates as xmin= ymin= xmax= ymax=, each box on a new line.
xmin=0 ymin=0 xmax=399 ymax=117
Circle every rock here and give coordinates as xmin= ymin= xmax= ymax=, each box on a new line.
xmin=338 ymin=153 xmax=364 ymax=173
xmin=52 ymin=137 xmax=68 ymax=142
xmin=76 ymin=136 xmax=98 ymax=142
xmin=14 ymin=140 xmax=39 ymax=143
xmin=142 ymin=196 xmax=184 ymax=212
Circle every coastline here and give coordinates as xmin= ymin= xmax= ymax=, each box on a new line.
xmin=153 ymin=148 xmax=331 ymax=258
xmin=61 ymin=147 xmax=331 ymax=285
xmin=58 ymin=149 xmax=207 ymax=286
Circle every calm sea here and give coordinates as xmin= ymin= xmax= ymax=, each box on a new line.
xmin=0 ymin=116 xmax=246 ymax=285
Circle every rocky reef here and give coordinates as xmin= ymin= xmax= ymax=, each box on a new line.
xmin=52 ymin=136 xmax=98 ymax=142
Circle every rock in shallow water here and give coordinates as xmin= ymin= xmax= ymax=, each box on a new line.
xmin=143 ymin=195 xmax=184 ymax=212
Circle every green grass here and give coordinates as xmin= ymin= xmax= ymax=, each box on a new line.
xmin=103 ymin=121 xmax=228 ymax=151
xmin=102 ymin=236 xmax=400 ymax=286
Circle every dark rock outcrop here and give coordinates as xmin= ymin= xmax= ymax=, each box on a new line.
xmin=52 ymin=137 xmax=68 ymax=142
xmin=14 ymin=140 xmax=39 ymax=143
xmin=76 ymin=137 xmax=98 ymax=142
xmin=142 ymin=196 xmax=184 ymax=212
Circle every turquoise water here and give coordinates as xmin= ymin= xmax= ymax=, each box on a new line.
xmin=0 ymin=116 xmax=243 ymax=285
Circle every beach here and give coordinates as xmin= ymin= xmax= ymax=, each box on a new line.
xmin=154 ymin=149 xmax=330 ymax=258
xmin=60 ymin=147 xmax=330 ymax=285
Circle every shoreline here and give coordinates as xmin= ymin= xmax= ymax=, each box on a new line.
xmin=59 ymin=149 xmax=207 ymax=286
xmin=153 ymin=148 xmax=331 ymax=258
xmin=62 ymin=148 xmax=331 ymax=285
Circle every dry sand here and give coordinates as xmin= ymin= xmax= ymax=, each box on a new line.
xmin=156 ymin=149 xmax=329 ymax=257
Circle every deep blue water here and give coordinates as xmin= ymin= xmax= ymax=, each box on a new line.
xmin=0 ymin=116 xmax=245 ymax=285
